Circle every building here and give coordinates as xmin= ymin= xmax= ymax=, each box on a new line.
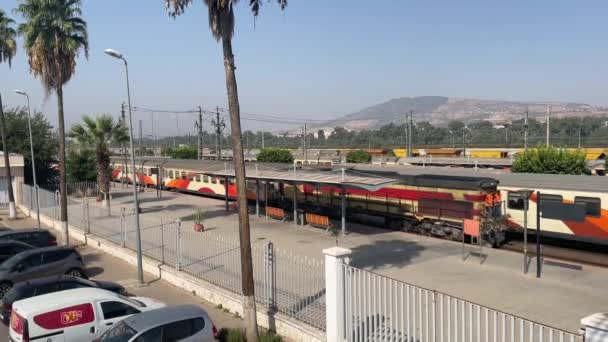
xmin=0 ymin=152 xmax=25 ymax=206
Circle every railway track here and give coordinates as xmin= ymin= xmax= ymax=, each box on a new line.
xmin=502 ymin=240 xmax=608 ymax=268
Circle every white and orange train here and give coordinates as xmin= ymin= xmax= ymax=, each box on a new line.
xmin=111 ymin=160 xmax=608 ymax=246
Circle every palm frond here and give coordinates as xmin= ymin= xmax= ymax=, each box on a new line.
xmin=0 ymin=8 xmax=17 ymax=67
xmin=15 ymin=0 xmax=89 ymax=95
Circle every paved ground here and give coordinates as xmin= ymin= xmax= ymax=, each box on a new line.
xmin=0 ymin=211 xmax=242 ymax=338
xmin=22 ymin=185 xmax=608 ymax=333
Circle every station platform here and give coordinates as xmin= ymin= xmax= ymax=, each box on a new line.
xmin=92 ymin=186 xmax=607 ymax=333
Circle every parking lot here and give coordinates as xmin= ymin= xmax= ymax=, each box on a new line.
xmin=0 ymin=210 xmax=242 ymax=337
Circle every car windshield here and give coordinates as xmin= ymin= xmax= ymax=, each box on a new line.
xmin=119 ymin=294 xmax=146 ymax=308
xmin=98 ymin=321 xmax=138 ymax=342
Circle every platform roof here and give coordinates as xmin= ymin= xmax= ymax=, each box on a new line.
xmin=115 ymin=157 xmax=396 ymax=191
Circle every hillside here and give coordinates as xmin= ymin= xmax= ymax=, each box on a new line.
xmin=315 ymin=96 xmax=606 ymax=133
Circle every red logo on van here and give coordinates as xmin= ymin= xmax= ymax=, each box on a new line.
xmin=34 ymin=303 xmax=95 ymax=330
xmin=60 ymin=310 xmax=83 ymax=325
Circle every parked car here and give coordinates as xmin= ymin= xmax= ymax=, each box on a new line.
xmin=0 ymin=275 xmax=126 ymax=324
xmin=0 ymin=246 xmax=86 ymax=299
xmin=9 ymin=288 xmax=165 ymax=342
xmin=95 ymin=305 xmax=216 ymax=342
xmin=0 ymin=240 xmax=34 ymax=264
xmin=0 ymin=229 xmax=56 ymax=247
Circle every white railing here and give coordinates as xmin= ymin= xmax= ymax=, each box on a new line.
xmin=342 ymin=264 xmax=582 ymax=342
xmin=20 ymin=183 xmax=326 ymax=331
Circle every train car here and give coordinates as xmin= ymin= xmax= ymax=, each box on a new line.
xmin=500 ymin=187 xmax=608 ymax=244
xmin=281 ymin=173 xmax=503 ymax=244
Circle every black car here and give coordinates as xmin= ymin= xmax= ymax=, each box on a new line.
xmin=0 ymin=275 xmax=126 ymax=324
xmin=0 ymin=240 xmax=34 ymax=264
xmin=0 ymin=228 xmax=11 ymax=232
xmin=0 ymin=229 xmax=56 ymax=247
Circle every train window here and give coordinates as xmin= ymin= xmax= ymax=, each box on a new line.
xmin=220 ymin=178 xmax=226 ymax=185
xmin=507 ymin=192 xmax=524 ymax=210
xmin=181 ymin=171 xmax=187 ymax=180
xmin=203 ymin=175 xmax=209 ymax=183
xmin=574 ymin=196 xmax=601 ymax=217
xmin=169 ymin=170 xmax=174 ymax=179
xmin=195 ymin=174 xmax=201 ymax=182
xmin=540 ymin=194 xmax=562 ymax=203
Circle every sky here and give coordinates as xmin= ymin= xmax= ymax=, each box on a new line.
xmin=1 ymin=0 xmax=607 ymax=136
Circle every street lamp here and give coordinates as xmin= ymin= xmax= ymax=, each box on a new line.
xmin=105 ymin=48 xmax=144 ymax=285
xmin=517 ymin=189 xmax=534 ymax=274
xmin=14 ymin=90 xmax=40 ymax=230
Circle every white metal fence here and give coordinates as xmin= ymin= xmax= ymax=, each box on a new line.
xmin=342 ymin=264 xmax=583 ymax=342
xmin=20 ymin=183 xmax=326 ymax=331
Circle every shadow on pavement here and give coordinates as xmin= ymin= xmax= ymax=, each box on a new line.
xmin=86 ymin=266 xmax=104 ymax=278
xmin=350 ymin=239 xmax=425 ymax=271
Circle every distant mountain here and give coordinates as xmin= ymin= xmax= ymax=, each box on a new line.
xmin=314 ymin=96 xmax=607 ymax=133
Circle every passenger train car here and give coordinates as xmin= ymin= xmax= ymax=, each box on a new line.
xmin=110 ymin=159 xmax=608 ymax=246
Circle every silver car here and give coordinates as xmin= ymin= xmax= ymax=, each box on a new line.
xmin=95 ymin=305 xmax=216 ymax=342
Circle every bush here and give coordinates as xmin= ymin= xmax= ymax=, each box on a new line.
xmin=66 ymin=149 xmax=97 ymax=182
xmin=511 ymin=145 xmax=588 ymax=175
xmin=346 ymin=149 xmax=372 ymax=163
xmin=216 ymin=328 xmax=282 ymax=342
xmin=256 ymin=148 xmax=294 ymax=163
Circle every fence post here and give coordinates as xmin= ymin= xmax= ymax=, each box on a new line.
xmin=264 ymin=241 xmax=275 ymax=309
xmin=176 ymin=218 xmax=182 ymax=271
xmin=323 ymin=247 xmax=352 ymax=342
xmin=160 ymin=218 xmax=165 ymax=264
xmin=55 ymin=190 xmax=60 ymax=220
xmin=82 ymin=198 xmax=86 ymax=232
xmin=121 ymin=207 xmax=126 ymax=248
xmin=85 ymin=198 xmax=90 ymax=234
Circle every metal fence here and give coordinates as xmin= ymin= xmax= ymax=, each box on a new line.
xmin=20 ymin=183 xmax=326 ymax=331
xmin=342 ymin=264 xmax=582 ymax=342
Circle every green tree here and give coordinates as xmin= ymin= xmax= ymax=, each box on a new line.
xmin=172 ymin=145 xmax=197 ymax=159
xmin=0 ymin=7 xmax=17 ymax=218
xmin=16 ymin=0 xmax=89 ymax=245
xmin=68 ymin=115 xmax=128 ymax=209
xmin=3 ymin=107 xmax=58 ymax=184
xmin=256 ymin=148 xmax=294 ymax=163
xmin=346 ymin=149 xmax=372 ymax=163
xmin=66 ymin=148 xmax=96 ymax=183
xmin=512 ymin=145 xmax=588 ymax=175
xmin=166 ymin=1 xmax=287 ymax=338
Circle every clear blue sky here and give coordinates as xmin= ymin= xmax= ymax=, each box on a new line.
xmin=1 ymin=0 xmax=607 ymax=136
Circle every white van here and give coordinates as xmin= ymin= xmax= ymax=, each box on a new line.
xmin=9 ymin=287 xmax=165 ymax=342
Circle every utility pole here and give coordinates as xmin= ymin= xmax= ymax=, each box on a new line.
xmin=403 ymin=112 xmax=408 ymax=158
xmin=301 ymin=126 xmax=305 ymax=163
xmin=121 ymin=103 xmax=127 ymax=187
xmin=304 ymin=123 xmax=308 ymax=163
xmin=578 ymin=117 xmax=582 ymax=149
xmin=546 ymin=105 xmax=552 ymax=146
xmin=408 ymin=110 xmax=413 ymax=158
xmin=211 ymin=106 xmax=226 ymax=160
xmin=463 ymin=127 xmax=467 ymax=157
xmin=138 ymin=120 xmax=143 ymax=157
xmin=261 ymin=131 xmax=265 ymax=149
xmin=151 ymin=112 xmax=155 ymax=155
xmin=197 ymin=106 xmax=203 ymax=159
xmin=524 ymin=110 xmax=529 ymax=153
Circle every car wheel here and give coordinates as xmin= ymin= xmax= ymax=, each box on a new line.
xmin=66 ymin=268 xmax=84 ymax=278
xmin=0 ymin=282 xmax=12 ymax=299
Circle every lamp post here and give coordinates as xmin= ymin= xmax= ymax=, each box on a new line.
xmin=14 ymin=90 xmax=40 ymax=230
xmin=518 ymin=189 xmax=534 ymax=274
xmin=105 ymin=48 xmax=144 ymax=285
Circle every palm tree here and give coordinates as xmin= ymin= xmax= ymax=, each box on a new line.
xmin=0 ymin=8 xmax=17 ymax=219
xmin=166 ymin=1 xmax=287 ymax=340
xmin=15 ymin=0 xmax=89 ymax=245
xmin=69 ymin=115 xmax=128 ymax=209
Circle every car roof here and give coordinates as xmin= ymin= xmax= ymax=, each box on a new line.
xmin=0 ymin=229 xmax=47 ymax=235
xmin=0 ymin=239 xmax=32 ymax=246
xmin=13 ymin=275 xmax=93 ymax=289
xmin=15 ymin=246 xmax=73 ymax=257
xmin=123 ymin=305 xmax=207 ymax=331
xmin=13 ymin=288 xmax=121 ymax=314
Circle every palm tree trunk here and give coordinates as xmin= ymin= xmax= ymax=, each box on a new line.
xmin=57 ymin=85 xmax=69 ymax=245
xmin=0 ymin=94 xmax=16 ymax=219
xmin=97 ymin=145 xmax=110 ymax=211
xmin=222 ymin=36 xmax=258 ymax=342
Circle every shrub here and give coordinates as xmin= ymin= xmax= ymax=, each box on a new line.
xmin=511 ymin=145 xmax=588 ymax=175
xmin=346 ymin=149 xmax=372 ymax=163
xmin=256 ymin=148 xmax=294 ymax=163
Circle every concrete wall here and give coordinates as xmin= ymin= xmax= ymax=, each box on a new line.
xmin=17 ymin=203 xmax=325 ymax=342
